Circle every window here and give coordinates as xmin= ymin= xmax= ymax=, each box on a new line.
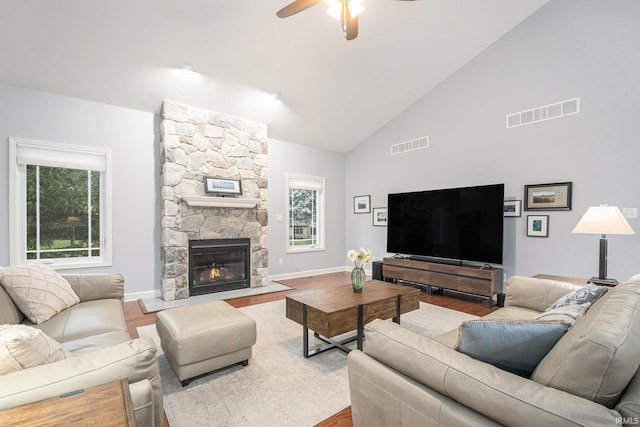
xmin=9 ymin=138 xmax=112 ymax=269
xmin=286 ymin=173 xmax=325 ymax=252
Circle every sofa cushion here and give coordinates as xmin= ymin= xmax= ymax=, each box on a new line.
xmin=0 ymin=264 xmax=80 ymax=324
xmin=455 ymin=319 xmax=571 ymax=377
xmin=32 ymin=299 xmax=128 ymax=344
xmin=532 ymin=276 xmax=640 ymax=408
xmin=0 ymin=324 xmax=68 ymax=374
xmin=62 ymin=274 xmax=125 ymax=302
xmin=505 ymin=276 xmax=583 ymax=312
xmin=61 ymin=331 xmax=133 ymax=356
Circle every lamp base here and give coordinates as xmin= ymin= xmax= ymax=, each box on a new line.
xmin=589 ymin=277 xmax=618 ymax=287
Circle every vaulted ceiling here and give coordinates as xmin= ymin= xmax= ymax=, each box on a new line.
xmin=0 ymin=0 xmax=549 ymax=152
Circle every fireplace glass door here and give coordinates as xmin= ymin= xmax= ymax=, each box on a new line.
xmin=189 ymin=238 xmax=250 ymax=295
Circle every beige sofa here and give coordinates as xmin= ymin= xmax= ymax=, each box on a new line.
xmin=348 ymin=274 xmax=640 ymax=426
xmin=0 ymin=273 xmax=163 ymax=427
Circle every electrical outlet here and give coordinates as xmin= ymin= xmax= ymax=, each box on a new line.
xmin=278 ymin=258 xmax=283 ymax=266
xmin=622 ymin=207 xmax=638 ymax=219
xmin=503 ymin=273 xmax=507 ymax=282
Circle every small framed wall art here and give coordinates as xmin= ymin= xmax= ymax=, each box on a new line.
xmin=354 ymin=195 xmax=371 ymax=214
xmin=524 ymin=182 xmax=572 ymax=211
xmin=373 ymin=207 xmax=388 ymax=226
xmin=527 ymin=215 xmax=549 ymax=237
xmin=503 ymin=200 xmax=522 ymax=217
xmin=204 ymin=176 xmax=242 ymax=196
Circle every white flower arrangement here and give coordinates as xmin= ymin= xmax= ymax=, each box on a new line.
xmin=347 ymin=248 xmax=372 ymax=269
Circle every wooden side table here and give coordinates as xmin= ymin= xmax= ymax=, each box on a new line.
xmin=0 ymin=379 xmax=136 ymax=426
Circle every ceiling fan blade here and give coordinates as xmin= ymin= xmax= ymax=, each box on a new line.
xmin=344 ymin=16 xmax=358 ymax=40
xmin=340 ymin=3 xmax=359 ymax=40
xmin=276 ymin=0 xmax=323 ymax=18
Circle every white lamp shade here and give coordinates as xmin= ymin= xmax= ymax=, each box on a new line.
xmin=572 ymin=206 xmax=635 ymax=235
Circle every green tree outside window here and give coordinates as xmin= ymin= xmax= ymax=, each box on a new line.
xmin=26 ymin=165 xmax=101 ymax=260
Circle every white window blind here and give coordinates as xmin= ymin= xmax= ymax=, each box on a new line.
xmin=15 ymin=139 xmax=107 ymax=172
xmin=287 ymin=176 xmax=323 ymax=191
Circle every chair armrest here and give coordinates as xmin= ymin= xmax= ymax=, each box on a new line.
xmin=62 ymin=273 xmax=125 ymax=302
xmin=361 ymin=319 xmax=620 ymax=426
xmin=505 ymin=275 xmax=583 ymax=311
xmin=0 ymin=338 xmax=158 ymax=411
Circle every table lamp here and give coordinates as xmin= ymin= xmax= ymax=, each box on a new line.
xmin=572 ymin=205 xmax=635 ymax=286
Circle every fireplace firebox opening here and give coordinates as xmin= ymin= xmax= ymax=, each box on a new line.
xmin=188 ymin=238 xmax=251 ymax=296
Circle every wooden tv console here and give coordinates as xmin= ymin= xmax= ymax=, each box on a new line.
xmin=382 ymin=257 xmax=504 ymax=307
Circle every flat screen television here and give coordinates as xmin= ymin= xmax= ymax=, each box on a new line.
xmin=387 ymin=184 xmax=504 ymax=264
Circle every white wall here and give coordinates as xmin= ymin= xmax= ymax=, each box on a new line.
xmin=267 ymin=138 xmax=347 ymax=277
xmin=0 ymin=84 xmax=160 ymax=297
xmin=346 ymin=0 xmax=640 ymax=283
xmin=3 ymin=0 xmax=639 ymax=295
xmin=0 ymin=87 xmax=348 ymax=295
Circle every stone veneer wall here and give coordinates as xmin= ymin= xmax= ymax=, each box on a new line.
xmin=160 ymin=100 xmax=268 ymax=301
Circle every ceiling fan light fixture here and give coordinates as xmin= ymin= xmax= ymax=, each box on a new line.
xmin=326 ymin=0 xmax=364 ymax=20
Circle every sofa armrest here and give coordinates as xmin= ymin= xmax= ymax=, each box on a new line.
xmin=505 ymin=275 xmax=583 ymax=311
xmin=62 ymin=273 xmax=124 ymax=302
xmin=361 ymin=319 xmax=620 ymax=426
xmin=0 ymin=338 xmax=160 ymax=413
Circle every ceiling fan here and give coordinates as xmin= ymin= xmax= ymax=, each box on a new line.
xmin=276 ymin=0 xmax=416 ymax=41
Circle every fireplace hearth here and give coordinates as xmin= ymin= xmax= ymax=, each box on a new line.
xmin=189 ymin=238 xmax=251 ymax=296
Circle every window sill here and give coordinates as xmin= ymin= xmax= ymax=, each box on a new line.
xmin=25 ymin=260 xmax=112 ymax=271
xmin=287 ymin=246 xmax=326 ymax=254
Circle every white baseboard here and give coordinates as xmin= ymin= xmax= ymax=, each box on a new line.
xmin=125 ymin=289 xmax=161 ymax=302
xmin=269 ymin=265 xmax=372 ymax=282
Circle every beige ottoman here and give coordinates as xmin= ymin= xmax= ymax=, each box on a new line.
xmin=156 ymin=300 xmax=257 ymax=386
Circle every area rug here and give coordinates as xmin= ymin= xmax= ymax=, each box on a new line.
xmin=137 ymin=300 xmax=477 ymax=427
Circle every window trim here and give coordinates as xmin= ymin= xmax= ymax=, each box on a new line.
xmin=9 ymin=137 xmax=113 ymax=269
xmin=285 ymin=173 xmax=326 ymax=253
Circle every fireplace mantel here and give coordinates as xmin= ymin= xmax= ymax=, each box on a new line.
xmin=181 ymin=195 xmax=260 ymax=209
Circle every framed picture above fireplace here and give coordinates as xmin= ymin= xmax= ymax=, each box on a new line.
xmin=204 ymin=176 xmax=242 ymax=196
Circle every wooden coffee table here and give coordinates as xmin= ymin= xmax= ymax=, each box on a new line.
xmin=285 ymin=280 xmax=421 ymax=358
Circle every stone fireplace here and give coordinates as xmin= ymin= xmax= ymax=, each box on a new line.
xmin=160 ymin=100 xmax=268 ymax=301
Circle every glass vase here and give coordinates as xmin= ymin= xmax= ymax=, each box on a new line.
xmin=351 ymin=266 xmax=366 ymax=293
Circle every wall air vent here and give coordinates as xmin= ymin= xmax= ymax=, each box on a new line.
xmin=391 ymin=136 xmax=429 ymax=156
xmin=506 ymin=97 xmax=580 ymax=129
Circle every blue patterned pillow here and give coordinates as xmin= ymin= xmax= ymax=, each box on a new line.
xmin=536 ymin=283 xmax=607 ymax=323
xmin=546 ymin=283 xmax=607 ymax=310
xmin=455 ymin=319 xmax=571 ymax=377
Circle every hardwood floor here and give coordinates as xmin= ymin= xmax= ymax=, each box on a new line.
xmin=123 ymin=272 xmax=497 ymax=427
